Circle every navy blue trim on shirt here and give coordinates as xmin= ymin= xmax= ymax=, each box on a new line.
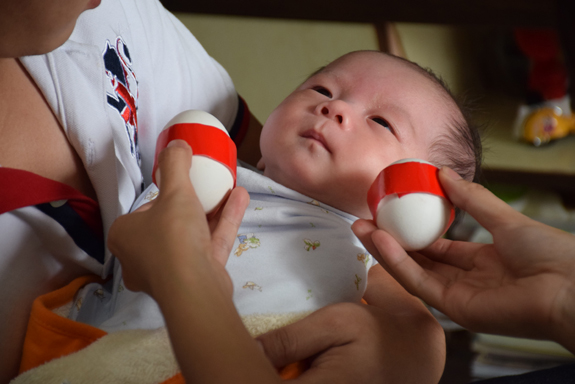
xmin=228 ymin=94 xmax=247 ymax=142
xmin=35 ymin=202 xmax=105 ymax=264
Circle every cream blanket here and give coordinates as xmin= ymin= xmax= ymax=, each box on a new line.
xmin=11 ymin=310 xmax=310 ymax=384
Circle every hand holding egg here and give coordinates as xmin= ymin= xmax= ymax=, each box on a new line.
xmin=152 ymin=110 xmax=237 ymax=215
xmin=367 ymin=159 xmax=454 ymax=251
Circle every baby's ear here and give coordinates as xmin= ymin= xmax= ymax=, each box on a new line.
xmin=256 ymin=158 xmax=265 ymax=171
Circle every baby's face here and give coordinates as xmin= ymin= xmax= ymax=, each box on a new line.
xmin=259 ymin=51 xmax=457 ymax=218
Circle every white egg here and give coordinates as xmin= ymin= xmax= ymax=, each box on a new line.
xmin=164 ymin=109 xmax=228 ymax=132
xmin=369 ymin=159 xmax=453 ymax=251
xmin=154 ymin=110 xmax=236 ymax=214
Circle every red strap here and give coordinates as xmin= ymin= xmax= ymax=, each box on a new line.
xmin=152 ymin=123 xmax=237 ymax=185
xmin=367 ymin=162 xmax=451 ymax=219
xmin=0 ymin=168 xmax=102 ymax=238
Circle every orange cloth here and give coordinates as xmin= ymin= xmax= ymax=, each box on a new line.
xmin=18 ymin=275 xmax=305 ymax=381
xmin=19 ymin=275 xmax=107 ymax=374
xmin=279 ymin=361 xmax=307 ymax=379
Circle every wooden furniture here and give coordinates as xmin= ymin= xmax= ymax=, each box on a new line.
xmin=161 ymin=0 xmax=558 ymax=26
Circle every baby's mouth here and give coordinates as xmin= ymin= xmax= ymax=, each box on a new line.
xmin=301 ymin=130 xmax=331 ymax=153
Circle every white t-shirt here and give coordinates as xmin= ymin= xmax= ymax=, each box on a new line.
xmin=0 ymin=0 xmax=240 ymax=365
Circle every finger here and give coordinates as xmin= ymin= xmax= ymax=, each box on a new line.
xmin=293 ymin=369 xmax=341 ymax=384
xmin=210 ymin=187 xmax=250 ymax=266
xmin=351 ymin=219 xmax=383 ymax=262
xmin=131 ymin=200 xmax=154 ymax=213
xmin=370 ymin=229 xmax=447 ymax=309
xmin=363 ymin=264 xmax=431 ymax=313
xmin=257 ymin=305 xmax=356 ymax=369
xmin=292 ymin=363 xmax=359 ymax=384
xmin=353 ymin=220 xmax=459 ymax=299
xmin=353 ymin=220 xmax=447 ymax=283
xmin=206 ymin=189 xmax=232 ymax=233
xmin=107 ymin=213 xmax=127 ymax=257
xmin=439 ymin=167 xmax=525 ymax=232
xmin=418 ymin=238 xmax=484 ymax=271
xmin=353 ymin=219 xmax=474 ymax=273
xmin=155 ymin=140 xmax=193 ymax=194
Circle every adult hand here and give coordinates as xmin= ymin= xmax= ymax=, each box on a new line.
xmin=352 ymin=167 xmax=575 ymax=353
xmin=257 ymin=264 xmax=445 ymax=384
xmin=108 ymin=140 xmax=249 ymax=298
xmin=110 ymin=141 xmax=288 ymax=383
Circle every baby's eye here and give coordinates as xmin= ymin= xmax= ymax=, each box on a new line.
xmin=313 ymin=86 xmax=332 ymax=98
xmin=372 ymin=117 xmax=395 ymax=133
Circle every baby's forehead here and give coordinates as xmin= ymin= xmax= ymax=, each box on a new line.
xmin=322 ymin=51 xmax=408 ymax=73
xmin=316 ymin=52 xmax=440 ymax=91
xmin=307 ymin=51 xmax=462 ymax=124
xmin=319 ymin=53 xmax=451 ymax=100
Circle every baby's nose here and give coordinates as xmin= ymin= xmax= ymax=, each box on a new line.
xmin=321 ymin=106 xmax=343 ymax=124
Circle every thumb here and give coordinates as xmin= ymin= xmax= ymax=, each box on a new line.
xmin=155 ymin=140 xmax=193 ymax=193
xmin=256 ymin=308 xmax=346 ymax=368
xmin=438 ymin=166 xmax=521 ymax=232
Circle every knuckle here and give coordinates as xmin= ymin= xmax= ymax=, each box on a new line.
xmin=450 ymin=180 xmax=485 ymax=209
xmin=271 ymin=326 xmax=299 ymax=362
xmin=211 ymin=235 xmax=231 ymax=259
xmin=318 ymin=303 xmax=365 ymax=336
xmin=466 ymin=180 xmax=488 ymax=195
xmin=211 ymin=234 xmax=228 ymax=251
xmin=159 ymin=143 xmax=187 ymax=160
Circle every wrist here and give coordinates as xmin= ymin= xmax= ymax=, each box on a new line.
xmin=149 ymin=248 xmax=232 ymax=305
xmin=149 ymin=256 xmax=280 ymax=383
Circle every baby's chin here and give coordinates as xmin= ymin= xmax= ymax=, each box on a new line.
xmin=264 ymin=170 xmax=370 ymax=218
xmin=326 ymin=198 xmax=372 ymax=219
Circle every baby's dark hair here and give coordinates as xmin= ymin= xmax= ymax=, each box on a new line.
xmin=389 ymin=54 xmax=483 ymax=183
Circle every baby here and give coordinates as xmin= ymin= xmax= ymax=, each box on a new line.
xmin=223 ymin=49 xmax=481 ymax=333
xmin=67 ymin=50 xmax=480 ymax=338
xmin=12 ymin=50 xmax=481 ymax=382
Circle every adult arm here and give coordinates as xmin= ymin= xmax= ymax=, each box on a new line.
xmin=257 ymin=264 xmax=446 ymax=384
xmin=352 ymin=166 xmax=575 ymax=354
xmin=108 ymin=141 xmax=282 ymax=383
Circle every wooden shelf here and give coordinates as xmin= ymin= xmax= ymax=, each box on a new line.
xmin=161 ymin=0 xmax=557 ymax=27
xmin=479 ymin=93 xmax=575 ymax=204
xmin=481 ymin=94 xmax=575 ymax=175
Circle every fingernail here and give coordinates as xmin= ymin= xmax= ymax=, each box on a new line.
xmin=167 ymin=139 xmax=190 ymax=149
xmin=441 ymin=166 xmax=462 ymax=180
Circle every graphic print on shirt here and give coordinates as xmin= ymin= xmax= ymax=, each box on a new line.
xmin=357 ymin=253 xmax=371 ymax=267
xmin=303 ymin=238 xmax=320 ymax=251
xmin=306 ymin=289 xmax=313 ymax=300
xmin=308 ymin=200 xmax=329 ymax=214
xmin=144 ymin=189 xmax=159 ymax=202
xmin=243 ymin=281 xmax=262 ymax=292
xmin=354 ymin=274 xmax=362 ymax=290
xmin=103 ymin=36 xmax=141 ymax=166
xmin=234 ymin=233 xmax=261 ymax=256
